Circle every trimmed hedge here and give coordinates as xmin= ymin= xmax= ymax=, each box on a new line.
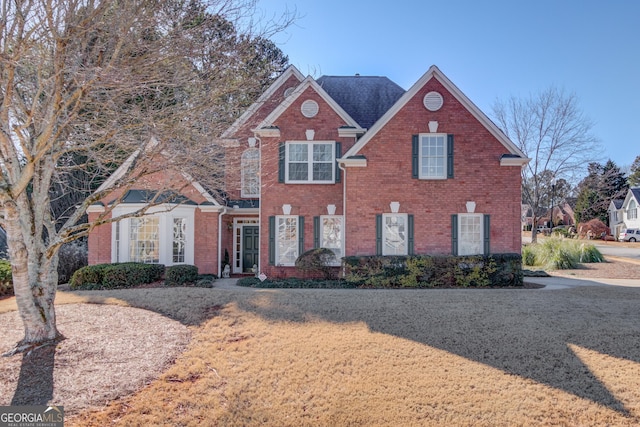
xmin=70 ymin=262 xmax=165 ymax=290
xmin=342 ymin=253 xmax=523 ymax=288
xmin=165 ymin=265 xmax=199 ymax=287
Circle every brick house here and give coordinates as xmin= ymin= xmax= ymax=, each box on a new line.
xmin=87 ymin=65 xmax=529 ymax=277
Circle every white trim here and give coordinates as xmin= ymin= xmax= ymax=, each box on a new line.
xmin=500 ymin=156 xmax=531 ymax=167
xmin=221 ymin=65 xmax=305 ymax=139
xmin=338 ymin=127 xmax=366 ymax=138
xmin=253 ymin=76 xmax=365 ymax=135
xmin=320 ymin=215 xmax=344 ymax=265
xmin=275 ymin=215 xmax=299 ymax=266
xmin=232 ymin=218 xmax=260 ymax=274
xmin=458 ymin=213 xmax=484 ymax=256
xmin=338 ymin=157 xmax=367 ymax=167
xmin=418 ymin=133 xmax=447 ymax=180
xmin=343 ymin=65 xmax=528 ymax=161
xmin=285 ymin=141 xmax=336 ymax=184
xmin=382 ymin=213 xmax=408 ymax=256
xmin=111 ymin=204 xmax=196 ymax=266
xmin=87 ymin=204 xmax=105 ymax=213
xmin=254 ymin=127 xmax=281 ymax=138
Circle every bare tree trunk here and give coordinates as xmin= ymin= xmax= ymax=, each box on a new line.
xmin=2 ymin=201 xmax=62 ymax=357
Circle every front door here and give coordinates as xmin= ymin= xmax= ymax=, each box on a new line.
xmin=242 ymin=226 xmax=259 ymax=273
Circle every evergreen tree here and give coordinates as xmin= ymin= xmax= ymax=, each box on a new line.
xmin=629 ymin=155 xmax=640 ymax=187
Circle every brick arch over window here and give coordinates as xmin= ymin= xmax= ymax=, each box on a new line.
xmin=241 ymin=148 xmax=260 ymax=198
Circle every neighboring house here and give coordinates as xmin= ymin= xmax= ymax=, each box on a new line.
xmin=608 ymin=199 xmax=625 ymax=238
xmin=619 ymin=188 xmax=640 ymax=234
xmin=88 ymin=65 xmax=529 ymax=277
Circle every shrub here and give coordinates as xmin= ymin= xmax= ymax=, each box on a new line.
xmin=343 ymin=254 xmax=521 ymax=288
xmin=101 ymin=263 xmax=164 ymax=289
xmin=523 ymin=237 xmax=602 ymax=270
xmin=295 ymin=248 xmax=338 ymax=279
xmin=165 ymin=265 xmax=199 ymax=287
xmin=70 ymin=262 xmax=164 ymax=290
xmin=577 ymin=219 xmax=609 ymax=239
xmin=57 ymin=240 xmax=88 ymax=285
xmin=0 ymin=260 xmax=13 ymax=297
xmin=70 ymin=263 xmax=112 ymax=289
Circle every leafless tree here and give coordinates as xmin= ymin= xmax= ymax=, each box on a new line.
xmin=0 ymin=0 xmax=293 ymax=355
xmin=492 ymin=87 xmax=601 ymax=242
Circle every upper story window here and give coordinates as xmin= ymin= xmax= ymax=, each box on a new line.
xmin=241 ymin=148 xmax=260 ymax=197
xmin=419 ymin=134 xmax=446 ymax=179
xmin=285 ymin=142 xmax=335 ymax=183
xmin=629 ymin=200 xmax=638 ymax=219
xmin=412 ymin=134 xmax=453 ymax=180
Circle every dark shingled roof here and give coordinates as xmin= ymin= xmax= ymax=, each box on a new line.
xmin=116 ymin=189 xmax=197 ymax=205
xmin=316 ymin=75 xmax=405 ymax=129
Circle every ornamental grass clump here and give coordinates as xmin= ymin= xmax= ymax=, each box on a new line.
xmin=523 ymin=237 xmax=603 ymax=270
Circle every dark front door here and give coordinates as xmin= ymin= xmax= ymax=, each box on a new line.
xmin=242 ymin=226 xmax=259 ymax=273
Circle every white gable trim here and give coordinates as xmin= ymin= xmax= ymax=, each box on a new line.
xmin=343 ymin=65 xmax=528 ymax=160
xmin=622 ymin=189 xmax=640 ymax=210
xmin=221 ymin=65 xmax=305 ymax=139
xmin=252 ymin=76 xmax=365 ymax=133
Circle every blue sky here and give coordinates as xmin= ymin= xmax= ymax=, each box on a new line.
xmin=257 ymin=0 xmax=639 ymax=173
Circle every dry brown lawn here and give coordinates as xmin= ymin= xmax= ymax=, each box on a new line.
xmin=1 ymin=260 xmax=640 ymax=426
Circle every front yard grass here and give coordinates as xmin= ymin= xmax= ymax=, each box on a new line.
xmin=38 ymin=285 xmax=640 ymax=426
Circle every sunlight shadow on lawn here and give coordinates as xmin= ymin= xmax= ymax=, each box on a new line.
xmin=232 ymin=286 xmax=640 ymax=415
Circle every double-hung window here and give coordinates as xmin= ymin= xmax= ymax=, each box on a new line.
xmin=412 ymin=134 xmax=453 ymax=179
xmin=419 ymin=134 xmax=446 ymax=179
xmin=130 ymin=217 xmax=160 ymax=263
xmin=320 ymin=216 xmax=343 ymax=262
xmin=629 ymin=200 xmax=638 ymax=220
xmin=276 ymin=216 xmax=299 ymax=266
xmin=382 ymin=213 xmax=408 ymax=256
xmin=286 ymin=142 xmax=335 ymax=183
xmin=241 ymin=149 xmax=260 ymax=197
xmin=458 ymin=214 xmax=483 ymax=256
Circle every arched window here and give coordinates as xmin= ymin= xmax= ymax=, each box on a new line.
xmin=629 ymin=199 xmax=638 ymax=220
xmin=241 ymin=149 xmax=260 ymax=197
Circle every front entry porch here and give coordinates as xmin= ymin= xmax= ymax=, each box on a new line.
xmin=232 ymin=217 xmax=260 ymax=274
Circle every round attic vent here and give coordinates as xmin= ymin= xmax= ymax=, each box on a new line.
xmin=283 ymin=86 xmax=295 ymax=97
xmin=301 ymin=99 xmax=319 ymax=118
xmin=423 ymin=91 xmax=444 ymax=111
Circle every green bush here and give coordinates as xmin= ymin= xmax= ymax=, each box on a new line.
xmin=70 ymin=262 xmax=164 ymax=290
xmin=343 ymin=254 xmax=521 ymax=288
xmin=522 ymin=245 xmax=536 ymax=266
xmin=165 ymin=265 xmax=199 ymax=287
xmin=101 ymin=263 xmax=164 ymax=289
xmin=0 ymin=260 xmax=13 ymax=297
xmin=69 ymin=263 xmax=112 ymax=289
xmin=295 ymin=248 xmax=338 ymax=279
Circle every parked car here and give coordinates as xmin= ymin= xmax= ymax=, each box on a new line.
xmin=536 ymin=226 xmax=551 ymax=235
xmin=619 ymin=228 xmax=640 ymax=242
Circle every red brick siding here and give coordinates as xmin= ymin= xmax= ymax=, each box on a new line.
xmin=259 ymin=86 xmax=354 ymax=277
xmin=345 ymin=78 xmax=522 ymax=256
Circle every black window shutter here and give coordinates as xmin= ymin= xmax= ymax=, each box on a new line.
xmin=447 ymin=134 xmax=454 ymax=179
xmin=313 ymin=216 xmax=320 ymax=248
xmin=335 ymin=142 xmax=342 ymax=183
xmin=412 ymin=135 xmax=419 ymax=179
xmin=376 ymin=214 xmax=383 ymax=255
xmin=268 ymin=216 xmax=275 ymax=265
xmin=278 ymin=142 xmax=286 ymax=183
xmin=408 ymin=214 xmax=414 ymax=255
xmin=483 ymin=214 xmax=491 ymax=255
xmin=451 ymin=214 xmax=458 ymax=256
xmin=298 ymin=216 xmax=305 ymax=256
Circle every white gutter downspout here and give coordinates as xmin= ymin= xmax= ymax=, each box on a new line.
xmin=339 ymin=161 xmax=347 ymax=277
xmin=217 ymin=207 xmax=227 ymax=277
